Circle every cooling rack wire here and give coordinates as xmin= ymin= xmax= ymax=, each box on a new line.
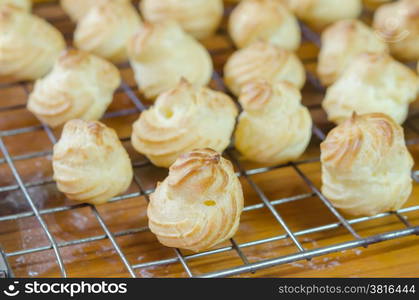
xmin=0 ymin=1 xmax=418 ymax=278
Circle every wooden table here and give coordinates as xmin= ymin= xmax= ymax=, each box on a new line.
xmin=0 ymin=0 xmax=418 ymax=278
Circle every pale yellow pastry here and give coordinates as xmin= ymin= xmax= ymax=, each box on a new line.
xmin=321 ymin=113 xmax=413 ymax=216
xmin=140 ymin=0 xmax=223 ymax=40
xmin=224 ymin=41 xmax=305 ymax=96
xmin=0 ymin=0 xmax=31 ymax=11
xmin=131 ymin=79 xmax=238 ymax=168
xmin=147 ymin=148 xmax=244 ymax=252
xmin=53 ymin=120 xmax=133 ymax=205
xmin=235 ymin=80 xmax=312 ymax=164
xmin=317 ymin=20 xmax=389 ymax=86
xmin=323 ymin=53 xmax=419 ymax=125
xmin=373 ymin=0 xmax=419 ymax=61
xmin=0 ymin=5 xmax=65 ymax=82
xmin=27 ymin=50 xmax=121 ymax=128
xmin=228 ymin=0 xmax=301 ymax=51
xmin=74 ymin=0 xmax=142 ymax=63
xmin=60 ymin=0 xmax=106 ymax=22
xmin=286 ymin=0 xmax=362 ymax=30
xmin=128 ymin=22 xmax=213 ymax=99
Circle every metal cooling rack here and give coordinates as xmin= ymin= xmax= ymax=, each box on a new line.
xmin=0 ymin=1 xmax=418 ymax=278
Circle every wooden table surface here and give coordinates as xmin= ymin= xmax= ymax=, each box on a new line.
xmin=0 ymin=1 xmax=418 ymax=278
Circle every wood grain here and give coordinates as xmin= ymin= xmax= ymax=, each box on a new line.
xmin=0 ymin=1 xmax=418 ymax=278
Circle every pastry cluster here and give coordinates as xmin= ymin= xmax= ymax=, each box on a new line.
xmin=147 ymin=148 xmax=244 ymax=252
xmin=53 ymin=120 xmax=133 ymax=205
xmin=235 ymin=80 xmax=312 ymax=164
xmin=27 ymin=49 xmax=121 ymax=127
xmin=323 ymin=53 xmax=419 ymax=125
xmin=0 ymin=5 xmax=65 ymax=82
xmin=131 ymin=79 xmax=238 ymax=168
xmin=321 ymin=113 xmax=413 ymax=216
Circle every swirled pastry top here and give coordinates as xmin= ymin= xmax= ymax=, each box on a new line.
xmin=53 ymin=120 xmax=133 ymax=205
xmin=322 ymin=52 xmax=419 ymax=125
xmin=317 ymin=19 xmax=389 ymax=86
xmin=0 ymin=0 xmax=30 ymax=11
xmin=147 ymin=148 xmax=244 ymax=252
xmin=131 ymin=79 xmax=238 ymax=168
xmin=228 ymin=0 xmax=301 ymax=50
xmin=0 ymin=5 xmax=65 ymax=82
xmin=127 ymin=21 xmax=213 ymax=99
xmin=224 ymin=41 xmax=305 ymax=96
xmin=285 ymin=0 xmax=362 ymax=30
xmin=140 ymin=0 xmax=223 ymax=39
xmin=74 ymin=0 xmax=142 ymax=63
xmin=235 ymin=80 xmax=312 ymax=164
xmin=321 ymin=113 xmax=413 ymax=216
xmin=373 ymin=0 xmax=419 ymax=61
xmin=27 ymin=49 xmax=121 ymax=128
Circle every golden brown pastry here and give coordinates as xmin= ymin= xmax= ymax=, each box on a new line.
xmin=323 ymin=53 xmax=419 ymax=125
xmin=0 ymin=0 xmax=31 ymax=11
xmin=53 ymin=120 xmax=133 ymax=205
xmin=74 ymin=0 xmax=142 ymax=63
xmin=228 ymin=0 xmax=301 ymax=50
xmin=321 ymin=113 xmax=413 ymax=216
xmin=317 ymin=19 xmax=389 ymax=86
xmin=60 ymin=0 xmax=104 ymax=22
xmin=373 ymin=0 xmax=419 ymax=61
xmin=363 ymin=0 xmax=391 ymax=9
xmin=27 ymin=50 xmax=121 ymax=128
xmin=128 ymin=22 xmax=213 ymax=99
xmin=0 ymin=5 xmax=65 ymax=82
xmin=286 ymin=0 xmax=362 ymax=30
xmin=140 ymin=0 xmax=223 ymax=40
xmin=224 ymin=41 xmax=305 ymax=96
xmin=131 ymin=79 xmax=238 ymax=168
xmin=147 ymin=148 xmax=244 ymax=252
xmin=235 ymin=80 xmax=312 ymax=164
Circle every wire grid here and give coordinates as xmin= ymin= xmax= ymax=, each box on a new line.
xmin=0 ymin=2 xmax=418 ymax=278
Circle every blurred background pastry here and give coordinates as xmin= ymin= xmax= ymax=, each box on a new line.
xmin=373 ymin=0 xmax=419 ymax=61
xmin=228 ymin=0 xmax=301 ymax=51
xmin=74 ymin=0 xmax=142 ymax=63
xmin=286 ymin=0 xmax=362 ymax=31
xmin=321 ymin=113 xmax=413 ymax=216
xmin=53 ymin=120 xmax=133 ymax=205
xmin=128 ymin=21 xmax=213 ymax=99
xmin=131 ymin=79 xmax=238 ymax=168
xmin=0 ymin=0 xmax=31 ymax=11
xmin=323 ymin=52 xmax=419 ymax=125
xmin=140 ymin=0 xmax=223 ymax=40
xmin=317 ymin=19 xmax=388 ymax=86
xmin=224 ymin=41 xmax=305 ymax=96
xmin=0 ymin=4 xmax=65 ymax=82
xmin=235 ymin=80 xmax=312 ymax=164
xmin=147 ymin=148 xmax=244 ymax=252
xmin=60 ymin=0 xmax=111 ymax=22
xmin=27 ymin=49 xmax=121 ymax=128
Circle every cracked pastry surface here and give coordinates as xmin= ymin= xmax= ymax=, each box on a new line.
xmin=321 ymin=113 xmax=413 ymax=216
xmin=53 ymin=120 xmax=133 ymax=205
xmin=235 ymin=80 xmax=312 ymax=164
xmin=147 ymin=148 xmax=244 ymax=252
xmin=127 ymin=21 xmax=213 ymax=99
xmin=131 ymin=79 xmax=238 ymax=168
xmin=224 ymin=41 xmax=305 ymax=96
xmin=323 ymin=52 xmax=419 ymax=125
xmin=228 ymin=0 xmax=301 ymax=50
xmin=373 ymin=0 xmax=419 ymax=61
xmin=27 ymin=49 xmax=121 ymax=128
xmin=140 ymin=0 xmax=223 ymax=40
xmin=74 ymin=0 xmax=142 ymax=63
xmin=317 ymin=19 xmax=388 ymax=86
xmin=0 ymin=5 xmax=65 ymax=82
